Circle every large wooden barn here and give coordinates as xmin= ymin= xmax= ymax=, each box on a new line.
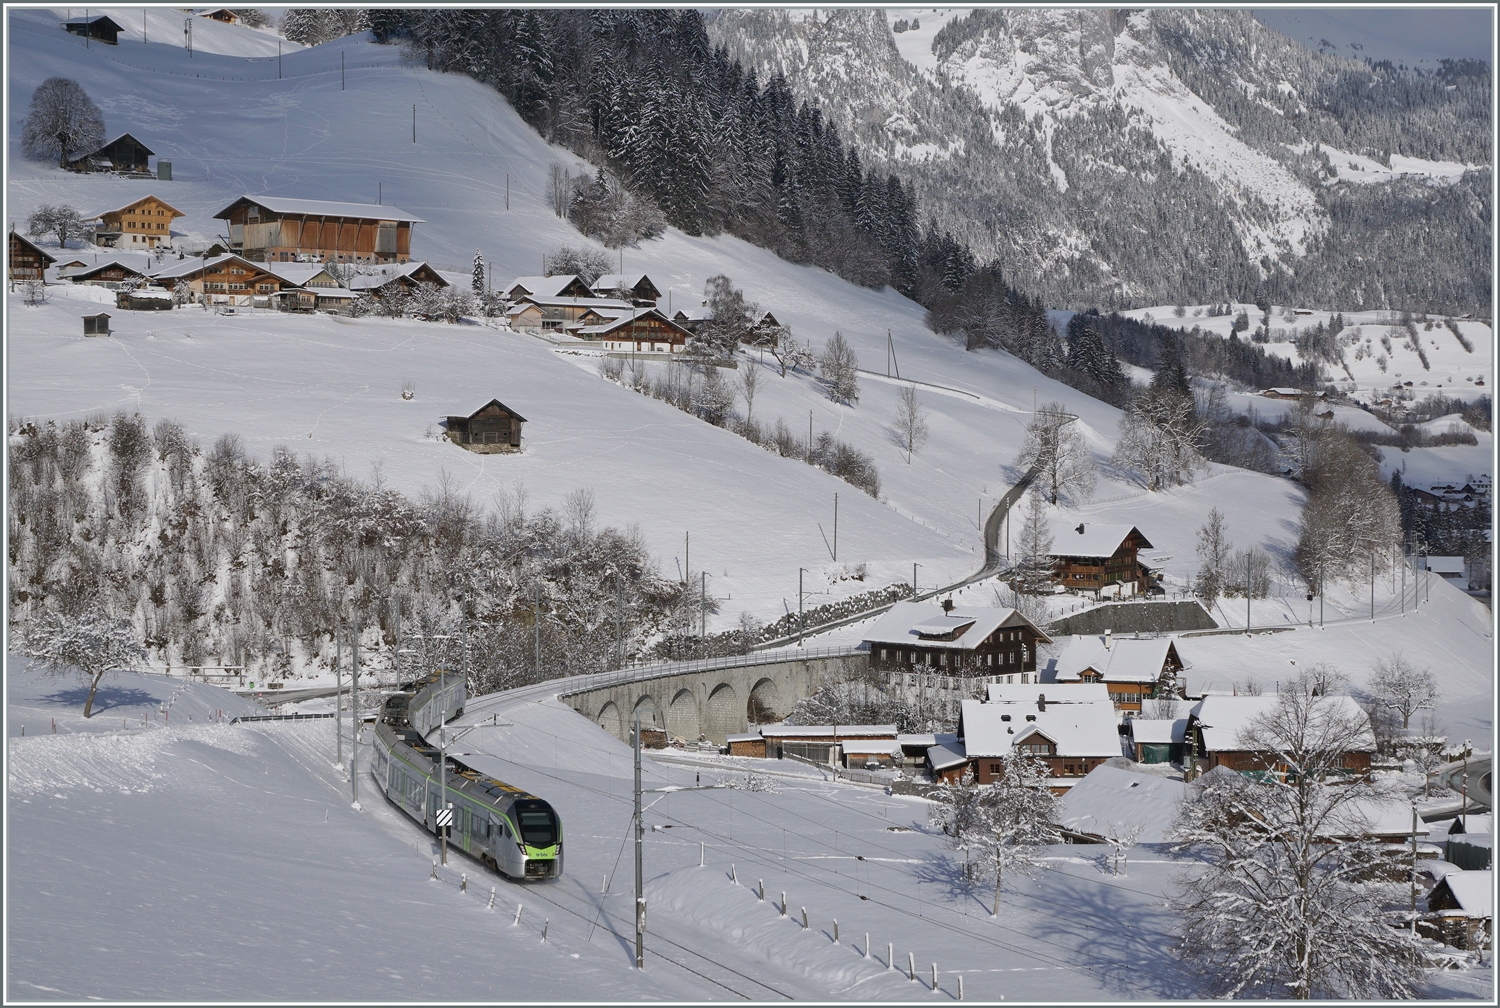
xmin=445 ymin=400 xmax=527 ymax=453
xmin=213 ymin=195 xmax=423 ymax=264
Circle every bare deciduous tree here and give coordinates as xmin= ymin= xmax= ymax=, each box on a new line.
xmin=1010 ymin=490 xmax=1056 ymax=594
xmin=1366 ymin=653 xmax=1438 ymax=730
xmin=1015 ymin=402 xmax=1095 ymax=503
xmin=1194 ymin=507 xmax=1232 ymax=605
xmin=893 ymin=384 xmax=929 ymax=462
xmin=21 ymin=605 xmax=146 ymax=718
xmin=818 ymin=331 xmax=859 ymax=405
xmin=739 ymin=362 xmax=761 ymax=421
xmin=22 ymin=78 xmax=104 ymax=168
xmin=1171 ymin=672 xmax=1424 ymax=999
xmin=27 ymin=205 xmax=88 ymax=249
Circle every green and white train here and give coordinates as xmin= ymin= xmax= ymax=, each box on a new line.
xmin=372 ymin=675 xmax=563 ymax=880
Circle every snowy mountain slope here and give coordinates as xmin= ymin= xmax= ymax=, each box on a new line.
xmin=706 ymin=7 xmax=1491 ymax=313
xmin=37 ymin=5 xmax=302 ymax=58
xmin=7 ymin=8 xmax=1322 ymax=632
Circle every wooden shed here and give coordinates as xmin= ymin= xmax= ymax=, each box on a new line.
xmin=82 ymin=312 xmax=111 ymax=336
xmin=63 ymin=15 xmax=122 ymax=44
xmin=69 ymin=134 xmax=156 ymax=175
xmin=725 ymin=732 xmax=767 ymax=758
xmin=445 ymin=399 xmax=526 ymax=452
xmin=213 ymin=195 xmax=423 ymax=265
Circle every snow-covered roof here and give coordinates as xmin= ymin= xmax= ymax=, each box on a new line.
xmin=927 ymin=740 xmax=969 ymax=770
xmin=1047 ymin=522 xmax=1151 ymax=559
xmin=576 ymin=308 xmax=685 ymax=336
xmin=505 ymin=275 xmax=586 ymax=299
xmin=842 ymin=740 xmax=902 ymax=755
xmin=1056 ymin=764 xmax=1189 ymax=843
xmin=90 ymin=193 xmax=182 ymax=220
xmin=724 ymin=732 xmax=762 ymax=744
xmin=591 ymin=273 xmax=651 ymax=291
xmin=1054 ymin=634 xmax=1177 ymax=684
xmin=520 ymin=295 xmax=632 ymax=310
xmin=959 ymin=698 xmax=1122 ymax=759
xmin=344 ymin=261 xmax=442 ymax=290
xmin=213 ymin=195 xmax=424 ymax=223
xmin=1129 ymin=718 xmax=1187 ymax=745
xmin=261 ymin=263 xmax=337 ymax=286
xmin=149 ymin=253 xmax=249 ymax=280
xmin=64 ymin=256 xmax=151 ymax=278
xmin=985 ymin=683 xmax=1109 ymax=705
xmin=863 ymin=601 xmax=1051 ymax=650
xmin=1190 ymin=694 xmax=1376 ymax=753
xmin=1425 ymin=556 xmax=1466 ymax=574
xmin=897 ymin=733 xmax=937 ymax=747
xmin=1436 ymin=870 xmax=1492 ymax=918
xmin=758 ymin=723 xmax=897 ymax=739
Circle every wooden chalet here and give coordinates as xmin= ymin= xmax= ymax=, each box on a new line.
xmin=579 ymin=308 xmax=693 ymax=352
xmin=92 ymin=194 xmax=183 ymax=249
xmin=749 ymin=311 xmax=783 ymax=348
xmin=1260 ymin=387 xmax=1326 ymax=400
xmin=346 ymin=261 xmax=449 ymax=295
xmin=213 ymin=195 xmax=423 ymax=264
xmin=1051 ymin=631 xmax=1183 ymax=712
xmin=507 ymin=296 xmax=633 ymax=334
xmin=63 ymin=14 xmax=122 ymax=44
xmin=862 ymin=600 xmax=1051 ymax=681
xmin=958 ymin=695 xmax=1123 ymax=790
xmin=9 ymin=230 xmax=56 ymax=281
xmin=64 ymin=258 xmax=152 ymax=288
xmin=1048 ymin=523 xmax=1153 ymax=595
xmin=197 ymin=8 xmax=240 ymax=23
xmin=445 ymin=399 xmax=526 ymax=452
xmin=589 ymin=273 xmax=662 ymax=306
xmin=1425 ymin=870 xmax=1492 ymax=950
xmin=149 ymin=253 xmax=288 ymax=305
xmin=670 ymin=305 xmax=710 ymax=334
xmin=68 ymin=134 xmax=155 ymax=175
xmin=1185 ymin=695 xmax=1375 ymax=778
xmin=503 ymin=274 xmax=594 ymax=301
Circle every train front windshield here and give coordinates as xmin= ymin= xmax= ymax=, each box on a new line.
xmin=517 ymin=806 xmax=557 ymax=847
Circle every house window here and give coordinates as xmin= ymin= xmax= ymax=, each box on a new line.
xmin=257 ymin=284 xmax=275 ymax=293
xmin=228 ymin=283 xmax=248 ymax=292
xmin=880 ymin=649 xmax=887 ymax=661
xmin=1065 ymin=764 xmax=1076 ymax=775
xmin=1019 ymin=743 xmax=1050 ymax=756
xmin=988 ymin=763 xmax=1001 ymax=775
xmin=205 ymin=283 xmax=227 ymax=292
xmin=939 ymin=652 xmax=947 ymax=667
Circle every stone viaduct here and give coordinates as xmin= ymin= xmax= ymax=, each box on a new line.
xmin=560 ymin=646 xmax=865 ymax=744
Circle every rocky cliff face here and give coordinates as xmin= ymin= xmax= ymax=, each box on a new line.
xmin=706 ymin=8 xmax=1490 ymax=314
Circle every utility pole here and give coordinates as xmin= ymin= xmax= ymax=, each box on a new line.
xmin=798 ymin=568 xmax=806 ymax=647
xmin=350 ymin=615 xmax=360 ymax=807
xmin=278 ymin=40 xmax=282 ymax=79
xmin=1245 ymin=550 xmax=1251 ymax=633
xmin=1409 ymin=799 xmax=1419 ymax=933
xmin=913 ymin=562 xmax=920 ymax=598
xmin=833 ymin=492 xmax=838 ymax=563
xmin=534 ymin=583 xmax=542 ymax=679
xmin=341 ymin=51 xmax=344 ymax=90
xmin=808 ymin=410 xmax=813 ymax=465
xmin=335 ymin=629 xmax=343 ymax=767
xmin=506 ymin=174 xmax=510 ymax=210
xmin=615 ymin=571 xmax=624 ymax=670
xmin=701 ymin=572 xmax=707 ymax=640
xmin=1401 ymin=547 xmax=1407 ymax=614
xmin=438 ymin=659 xmax=449 ymax=865
xmin=413 ymin=104 xmax=417 ymax=143
xmin=1370 ymin=550 xmax=1376 ymax=621
xmin=634 ymin=713 xmax=645 ymax=969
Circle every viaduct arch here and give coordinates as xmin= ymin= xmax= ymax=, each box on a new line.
xmin=562 ymin=648 xmax=863 ymax=745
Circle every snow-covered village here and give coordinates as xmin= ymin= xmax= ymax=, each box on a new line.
xmin=4 ymin=5 xmax=1495 ymax=1003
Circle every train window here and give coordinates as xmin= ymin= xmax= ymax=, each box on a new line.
xmin=518 ymin=808 xmax=557 ymax=846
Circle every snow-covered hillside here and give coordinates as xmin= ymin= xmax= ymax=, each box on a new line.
xmin=9 ymin=7 xmax=1332 ymax=636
